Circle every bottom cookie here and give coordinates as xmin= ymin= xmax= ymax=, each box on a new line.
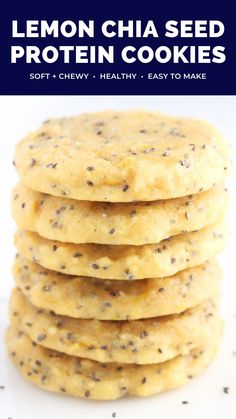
xmin=6 ymin=323 xmax=221 ymax=400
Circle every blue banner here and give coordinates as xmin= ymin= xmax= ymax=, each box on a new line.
xmin=0 ymin=0 xmax=234 ymax=95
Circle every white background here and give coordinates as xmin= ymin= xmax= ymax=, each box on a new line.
xmin=0 ymin=96 xmax=235 ymax=419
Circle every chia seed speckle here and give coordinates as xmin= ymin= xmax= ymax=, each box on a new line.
xmin=37 ymin=333 xmax=47 ymax=342
xmin=122 ymin=184 xmax=129 ymax=192
xmin=30 ymin=158 xmax=37 ymax=167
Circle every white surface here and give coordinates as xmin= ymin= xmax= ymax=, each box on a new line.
xmin=0 ymin=96 xmax=235 ymax=419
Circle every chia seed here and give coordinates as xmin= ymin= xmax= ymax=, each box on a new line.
xmin=37 ymin=333 xmax=47 ymax=342
xmin=122 ymin=184 xmax=129 ymax=192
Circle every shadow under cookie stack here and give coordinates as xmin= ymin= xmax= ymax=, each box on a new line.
xmin=8 ymin=111 xmax=230 ymax=400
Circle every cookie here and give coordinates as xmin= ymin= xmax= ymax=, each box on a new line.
xmin=6 ymin=323 xmax=221 ymax=400
xmin=14 ymin=221 xmax=227 ymax=279
xmin=12 ymin=183 xmax=228 ymax=245
xmin=10 ymin=288 xmax=219 ymax=365
xmin=13 ymin=111 xmax=230 ymax=202
xmin=13 ymin=256 xmax=221 ymax=320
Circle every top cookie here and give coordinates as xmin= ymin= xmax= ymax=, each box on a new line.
xmin=14 ymin=111 xmax=230 ymax=202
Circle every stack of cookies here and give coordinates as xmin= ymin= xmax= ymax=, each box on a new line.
xmin=8 ymin=111 xmax=230 ymax=400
